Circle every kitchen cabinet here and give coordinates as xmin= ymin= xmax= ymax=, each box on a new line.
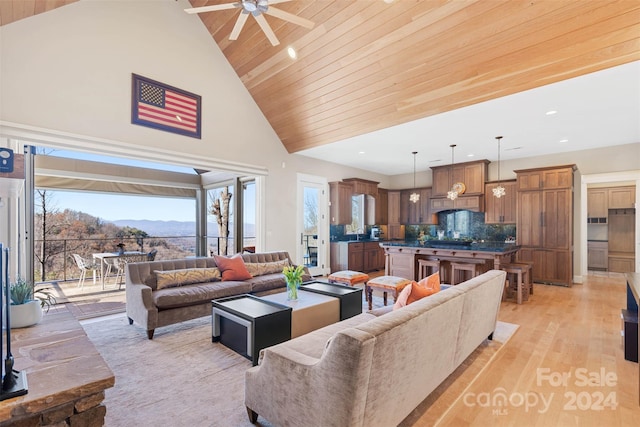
xmin=430 ymin=195 xmax=484 ymax=213
xmin=485 ymin=181 xmax=516 ymax=223
xmin=329 ymin=181 xmax=353 ymax=225
xmin=388 ymin=191 xmax=401 ymax=225
xmin=587 ymin=188 xmax=608 ymax=218
xmin=515 ymin=165 xmax=576 ymax=286
xmin=330 ymin=241 xmax=383 ymax=273
xmin=516 ymin=165 xmax=573 ymax=191
xmin=608 ymin=186 xmax=636 ymax=209
xmin=375 ymin=188 xmax=388 ymax=225
xmin=401 ymin=188 xmax=435 ymax=224
xmin=430 ymin=159 xmax=489 ymax=197
xmin=609 ymin=256 xmax=635 ymax=273
xmin=343 ymin=178 xmax=378 ymax=197
xmin=587 ymin=241 xmax=608 ymax=270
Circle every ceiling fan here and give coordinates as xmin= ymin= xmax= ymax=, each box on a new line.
xmin=184 ymin=0 xmax=315 ymax=46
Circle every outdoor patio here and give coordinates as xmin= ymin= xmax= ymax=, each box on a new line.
xmin=46 ymin=276 xmax=127 ymax=320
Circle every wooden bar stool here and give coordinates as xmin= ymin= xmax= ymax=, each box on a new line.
xmin=417 ymin=258 xmax=440 ymax=280
xmin=511 ymin=260 xmax=534 ymax=295
xmin=450 ymin=259 xmax=486 ymax=285
xmin=501 ymin=263 xmax=530 ymax=304
xmin=365 ymin=276 xmax=412 ymax=310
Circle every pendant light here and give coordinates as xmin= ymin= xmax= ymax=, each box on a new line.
xmin=409 ymin=151 xmax=420 ymax=203
xmin=492 ymin=136 xmax=506 ymax=198
xmin=447 ymin=144 xmax=458 ymax=201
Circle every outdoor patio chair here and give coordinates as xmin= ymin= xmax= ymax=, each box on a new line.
xmin=147 ymin=249 xmax=158 ymax=261
xmin=72 ymin=254 xmax=99 ymax=289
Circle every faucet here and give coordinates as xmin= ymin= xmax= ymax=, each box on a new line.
xmin=356 ymin=228 xmax=364 ymax=241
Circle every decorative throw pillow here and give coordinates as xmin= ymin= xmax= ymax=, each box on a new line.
xmin=392 ymin=283 xmax=413 ymax=310
xmin=407 ymin=271 xmax=440 ymax=305
xmin=155 ymin=268 xmax=221 ymax=290
xmin=245 ymin=259 xmax=290 ymax=277
xmin=214 ymin=254 xmax=253 ymax=281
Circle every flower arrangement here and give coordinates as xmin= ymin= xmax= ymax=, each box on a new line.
xmin=283 ymin=264 xmax=305 ymax=300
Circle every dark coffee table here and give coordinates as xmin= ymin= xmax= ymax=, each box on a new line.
xmin=212 ymin=294 xmax=292 ymax=366
xmin=300 ymin=281 xmax=363 ymax=320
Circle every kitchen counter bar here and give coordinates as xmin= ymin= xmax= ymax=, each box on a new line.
xmin=380 ymin=241 xmax=520 ymax=281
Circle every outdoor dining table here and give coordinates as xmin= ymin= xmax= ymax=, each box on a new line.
xmin=92 ymin=251 xmax=146 ymax=288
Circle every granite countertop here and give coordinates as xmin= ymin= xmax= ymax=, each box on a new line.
xmin=381 ymin=240 xmax=520 ymax=252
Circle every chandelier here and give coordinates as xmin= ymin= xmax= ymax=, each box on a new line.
xmin=410 ymin=151 xmax=419 ymax=203
xmin=492 ymin=136 xmax=506 ymax=198
xmin=447 ymin=144 xmax=458 ymax=201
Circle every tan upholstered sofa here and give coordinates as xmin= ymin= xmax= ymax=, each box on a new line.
xmin=244 ymin=269 xmax=506 ymax=426
xmin=125 ymin=251 xmax=310 ymax=339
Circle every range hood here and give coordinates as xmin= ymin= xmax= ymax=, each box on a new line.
xmin=430 ymin=195 xmax=484 ymax=213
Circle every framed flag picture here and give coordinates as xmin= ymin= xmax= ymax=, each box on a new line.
xmin=131 ymin=74 xmax=202 ymax=139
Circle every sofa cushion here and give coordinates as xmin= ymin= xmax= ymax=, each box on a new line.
xmin=392 ymin=283 xmax=412 ymax=310
xmin=214 ymin=254 xmax=253 ymax=281
xmin=155 ymin=268 xmax=221 ymax=290
xmin=248 ymin=273 xmax=289 ymax=293
xmin=245 ymin=259 xmax=290 ymax=277
xmin=153 ymin=281 xmax=251 ymax=309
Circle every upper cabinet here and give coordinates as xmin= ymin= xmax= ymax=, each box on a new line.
xmin=515 ymin=165 xmax=574 ymax=191
xmin=608 ymin=186 xmax=636 ymax=209
xmin=375 ymin=188 xmax=388 ymax=225
xmin=587 ymin=188 xmax=608 ymax=218
xmin=431 ymin=159 xmax=489 ymax=197
xmin=401 ymin=188 xmax=435 ymax=224
xmin=485 ymin=181 xmax=517 ymax=224
xmin=342 ymin=178 xmax=378 ymax=197
xmin=388 ymin=191 xmax=401 ymax=225
xmin=329 ymin=181 xmax=353 ymax=225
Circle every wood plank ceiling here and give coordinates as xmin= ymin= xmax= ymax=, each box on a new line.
xmin=2 ymin=1 xmax=639 ymax=154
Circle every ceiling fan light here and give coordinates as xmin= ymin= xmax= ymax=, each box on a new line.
xmin=242 ymin=0 xmax=258 ymax=12
xmin=287 ymin=46 xmax=297 ymax=59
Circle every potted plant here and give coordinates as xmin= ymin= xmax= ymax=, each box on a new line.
xmin=283 ymin=265 xmax=305 ymax=301
xmin=9 ymin=278 xmax=57 ymax=328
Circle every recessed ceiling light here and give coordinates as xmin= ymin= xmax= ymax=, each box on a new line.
xmin=559 ymin=139 xmax=568 ymax=143
xmin=546 ymin=110 xmax=557 ymax=115
xmin=287 ymin=46 xmax=297 ymax=59
xmin=467 ymin=153 xmax=475 ymax=157
xmin=358 ymin=151 xmax=365 ymax=155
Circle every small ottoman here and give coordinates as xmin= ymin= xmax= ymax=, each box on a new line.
xmin=328 ymin=270 xmax=369 ymax=301
xmin=365 ymin=275 xmax=413 ymax=310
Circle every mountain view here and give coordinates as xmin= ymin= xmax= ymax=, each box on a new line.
xmin=110 ymin=220 xmax=256 ymax=237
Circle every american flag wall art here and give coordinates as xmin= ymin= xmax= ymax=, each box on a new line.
xmin=131 ymin=74 xmax=202 ymax=138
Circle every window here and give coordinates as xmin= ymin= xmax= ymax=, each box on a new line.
xmin=348 ymin=194 xmax=365 ymax=234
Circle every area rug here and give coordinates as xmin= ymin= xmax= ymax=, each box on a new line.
xmin=83 ymin=312 xmax=518 ymax=427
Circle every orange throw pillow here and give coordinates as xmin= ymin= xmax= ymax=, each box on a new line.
xmin=213 ymin=254 xmax=253 ymax=281
xmin=407 ymin=271 xmax=440 ymax=304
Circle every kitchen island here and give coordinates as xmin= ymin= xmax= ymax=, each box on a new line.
xmin=380 ymin=240 xmax=520 ymax=282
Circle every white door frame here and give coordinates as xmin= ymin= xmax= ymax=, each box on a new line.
xmin=296 ymin=173 xmax=329 ymax=276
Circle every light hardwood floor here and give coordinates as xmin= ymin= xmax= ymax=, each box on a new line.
xmin=437 ymin=272 xmax=640 ymax=426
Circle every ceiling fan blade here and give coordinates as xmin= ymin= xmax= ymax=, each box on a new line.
xmin=229 ymin=12 xmax=249 ymax=40
xmin=267 ymin=0 xmax=293 ymax=5
xmin=264 ymin=6 xmax=315 ymax=29
xmin=254 ymin=13 xmax=280 ymax=46
xmin=184 ymin=3 xmax=238 ymax=14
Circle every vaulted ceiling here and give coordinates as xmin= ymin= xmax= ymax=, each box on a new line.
xmin=2 ymin=0 xmax=639 ymax=159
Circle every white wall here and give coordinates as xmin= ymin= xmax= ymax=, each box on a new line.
xmin=0 ymin=0 xmax=387 ymax=257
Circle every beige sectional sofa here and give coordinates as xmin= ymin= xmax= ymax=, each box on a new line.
xmin=125 ymin=251 xmax=310 ymax=339
xmin=244 ymin=269 xmax=506 ymax=426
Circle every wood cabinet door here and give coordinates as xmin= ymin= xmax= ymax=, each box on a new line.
xmin=347 ymin=243 xmax=364 ymax=272
xmin=388 ymin=191 xmax=401 ymax=224
xmin=376 ymin=188 xmax=388 ymax=225
xmin=587 ymin=242 xmax=608 ymax=269
xmin=517 ymin=191 xmax=542 ymax=246
xmin=543 ymin=189 xmax=572 ymax=250
xmin=608 ymin=186 xmax=636 ymax=209
xmin=400 ymin=190 xmax=414 ymax=224
xmin=329 ymin=182 xmax=353 ymax=225
xmin=542 ymin=168 xmax=573 ymax=189
xmin=587 ymin=188 xmax=608 ymax=217
xmin=462 ymin=162 xmax=486 ymax=194
xmin=387 ymin=252 xmax=414 ymax=279
xmin=517 ymin=171 xmax=542 ymax=191
xmin=431 ymin=167 xmax=451 ymax=197
xmin=420 ymin=188 xmax=435 ymax=224
xmin=608 ymin=209 xmax=635 ymax=253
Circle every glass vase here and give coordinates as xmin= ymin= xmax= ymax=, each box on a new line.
xmin=287 ymin=279 xmax=300 ymax=301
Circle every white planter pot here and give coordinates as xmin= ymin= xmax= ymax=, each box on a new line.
xmin=10 ymin=300 xmax=43 ymax=328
